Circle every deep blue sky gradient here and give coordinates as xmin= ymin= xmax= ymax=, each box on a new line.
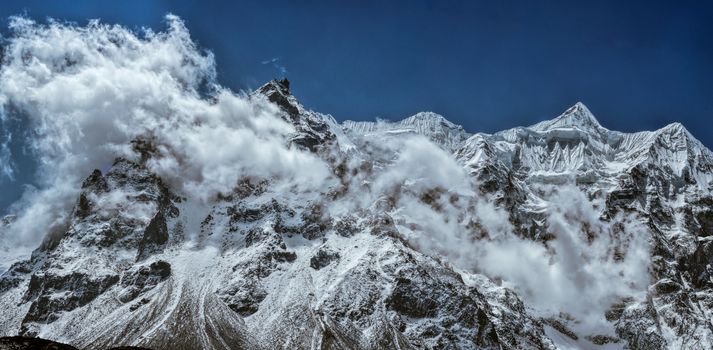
xmin=1 ymin=0 xmax=711 ymax=134
xmin=0 ymin=0 xmax=712 ymax=210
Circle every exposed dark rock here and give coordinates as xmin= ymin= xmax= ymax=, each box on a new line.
xmin=74 ymin=194 xmax=92 ymax=219
xmin=0 ymin=261 xmax=32 ymax=294
xmin=653 ymin=279 xmax=682 ymax=295
xmin=227 ymin=200 xmax=295 ymax=236
xmin=81 ymin=169 xmax=109 ymax=192
xmin=255 ymin=79 xmax=337 ymax=152
xmin=257 ymin=79 xmax=300 ymax=118
xmin=615 ymin=299 xmax=668 ymax=349
xmin=0 ymin=336 xmax=78 ymax=350
xmin=22 ymin=272 xmax=120 ymax=324
xmin=586 ymin=334 xmax=620 ymax=345
xmin=310 ymin=248 xmax=340 ymax=270
xmin=218 ymin=231 xmax=298 ymax=318
xmin=130 ymin=137 xmax=161 ymax=164
xmin=228 ymin=205 xmax=269 ymax=223
xmin=386 ymin=277 xmax=439 ymax=318
xmin=681 ymin=241 xmax=713 ymax=288
xmin=219 ymin=280 xmax=267 ymax=317
xmin=333 ymin=215 xmax=359 ymax=237
xmin=419 ymin=187 xmax=445 ymax=212
xmin=475 ymin=308 xmax=500 ymax=347
xmin=300 ymin=203 xmax=331 ymax=240
xmin=544 ymin=318 xmax=578 ymax=340
xmin=137 ymin=211 xmax=168 ymax=261
xmin=368 ymin=214 xmax=398 ymax=237
xmin=605 ymin=299 xmax=632 ymax=321
xmin=128 ymin=298 xmax=151 ymax=312
xmin=118 ymin=261 xmax=171 ymax=303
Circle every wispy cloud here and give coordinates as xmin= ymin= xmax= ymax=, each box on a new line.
xmin=261 ymin=57 xmax=288 ymax=78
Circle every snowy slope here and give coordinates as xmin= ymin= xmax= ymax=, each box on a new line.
xmin=2 ymin=80 xmax=713 ymax=350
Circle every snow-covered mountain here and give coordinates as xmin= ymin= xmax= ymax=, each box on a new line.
xmin=1 ymin=79 xmax=713 ymax=350
xmin=343 ymin=112 xmax=471 ymax=152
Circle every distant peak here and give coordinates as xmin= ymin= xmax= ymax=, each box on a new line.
xmin=401 ymin=112 xmax=460 ymax=129
xmin=557 ymin=102 xmax=601 ymax=128
xmin=277 ymin=78 xmax=290 ymax=90
xmin=567 ymin=101 xmax=592 ymax=116
xmin=530 ymin=102 xmax=604 ymax=132
xmin=660 ymin=122 xmax=685 ymax=133
xmin=656 ymin=122 xmax=699 ymax=143
xmin=257 ymin=78 xmax=292 ymax=97
xmin=404 ymin=111 xmax=448 ymax=123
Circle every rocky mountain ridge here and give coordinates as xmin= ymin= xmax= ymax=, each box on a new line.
xmin=1 ymin=79 xmax=712 ymax=349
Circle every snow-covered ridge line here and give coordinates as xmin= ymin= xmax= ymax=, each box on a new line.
xmin=342 ymin=100 xmax=711 ymax=162
xmin=342 ymin=112 xmax=471 ymax=152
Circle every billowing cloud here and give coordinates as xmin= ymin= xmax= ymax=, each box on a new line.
xmin=474 ymin=185 xmax=650 ymax=333
xmin=332 ymin=129 xmax=650 ymax=334
xmin=0 ymin=14 xmax=331 ymax=250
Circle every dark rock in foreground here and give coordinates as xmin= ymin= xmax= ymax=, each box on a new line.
xmin=0 ymin=336 xmax=156 ymax=350
xmin=0 ymin=336 xmax=77 ymax=350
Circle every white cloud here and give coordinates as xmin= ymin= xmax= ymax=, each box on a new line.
xmin=0 ymin=15 xmax=331 ymax=250
xmin=413 ymin=182 xmax=651 ymax=335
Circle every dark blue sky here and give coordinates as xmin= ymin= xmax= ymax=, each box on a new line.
xmin=1 ymin=0 xmax=710 ymax=135
xmin=0 ymin=0 xmax=712 ymax=211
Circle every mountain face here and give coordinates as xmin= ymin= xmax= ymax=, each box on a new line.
xmin=1 ymin=79 xmax=713 ymax=350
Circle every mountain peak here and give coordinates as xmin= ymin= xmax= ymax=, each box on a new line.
xmin=654 ymin=121 xmax=710 ymax=154
xmin=659 ymin=121 xmax=687 ymax=134
xmin=342 ymin=111 xmax=470 ymax=152
xmin=401 ymin=111 xmax=459 ymax=129
xmin=255 ymin=79 xmax=300 ymax=117
xmin=530 ymin=102 xmax=604 ymax=133
xmin=257 ymin=78 xmax=292 ymax=97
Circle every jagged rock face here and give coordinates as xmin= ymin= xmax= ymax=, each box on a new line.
xmin=255 ymin=79 xmax=338 ymax=152
xmin=310 ymin=248 xmax=340 ymax=270
xmin=118 ymin=260 xmax=171 ymax=303
xmin=0 ymin=158 xmax=180 ymax=339
xmin=1 ymin=81 xmax=713 ymax=350
xmin=22 ymin=272 xmax=120 ymax=325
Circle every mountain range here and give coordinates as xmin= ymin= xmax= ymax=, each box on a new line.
xmin=2 ymin=78 xmax=713 ymax=350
